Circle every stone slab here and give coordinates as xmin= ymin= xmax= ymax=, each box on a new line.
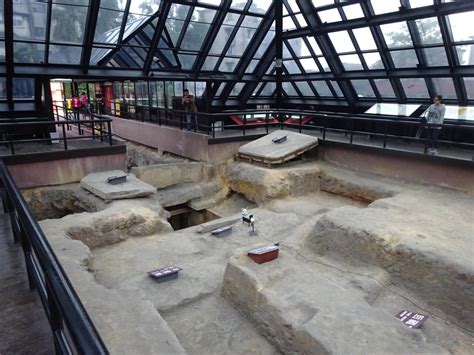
xmin=197 ymin=215 xmax=241 ymax=234
xmin=80 ymin=170 xmax=157 ymax=200
xmin=237 ymin=130 xmax=318 ymax=165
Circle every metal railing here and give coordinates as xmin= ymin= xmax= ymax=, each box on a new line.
xmin=99 ymin=102 xmax=474 ymax=153
xmin=0 ymin=107 xmax=113 ymax=155
xmin=0 ymin=160 xmax=108 ymax=354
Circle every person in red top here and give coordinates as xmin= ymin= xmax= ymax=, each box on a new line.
xmin=71 ymin=96 xmax=81 ymax=120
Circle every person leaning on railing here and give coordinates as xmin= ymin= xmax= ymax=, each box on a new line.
xmin=182 ymin=89 xmax=198 ymax=131
xmin=425 ymin=95 xmax=446 ymax=155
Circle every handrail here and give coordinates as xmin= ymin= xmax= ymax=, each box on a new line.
xmin=0 ymin=160 xmax=108 ymax=354
xmin=0 ymin=108 xmax=114 ymax=155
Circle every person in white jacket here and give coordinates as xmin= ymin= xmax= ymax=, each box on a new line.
xmin=425 ymin=95 xmax=446 ymax=155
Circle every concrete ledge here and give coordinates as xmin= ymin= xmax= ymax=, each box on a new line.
xmin=111 ymin=117 xmax=244 ymax=162
xmin=318 ymin=141 xmax=474 ymax=194
xmin=7 ymin=153 xmax=126 ymax=189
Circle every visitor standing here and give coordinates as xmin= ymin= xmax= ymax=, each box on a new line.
xmin=182 ymin=89 xmax=198 ymax=131
xmin=71 ymin=96 xmax=81 ymax=120
xmin=81 ymin=92 xmax=90 ymax=115
xmin=425 ymin=95 xmax=446 ymax=155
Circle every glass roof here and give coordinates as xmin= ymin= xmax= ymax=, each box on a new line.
xmin=0 ymin=0 xmax=473 ymax=107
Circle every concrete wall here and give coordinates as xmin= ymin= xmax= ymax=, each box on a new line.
xmin=7 ymin=153 xmax=126 ymax=189
xmin=319 ymin=142 xmax=474 ymax=194
xmin=111 ymin=117 xmax=244 ymax=162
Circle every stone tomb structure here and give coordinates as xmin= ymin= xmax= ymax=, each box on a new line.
xmin=21 ymin=149 xmax=473 ymax=354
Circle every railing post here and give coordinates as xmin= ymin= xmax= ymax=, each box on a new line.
xmin=383 ymin=122 xmax=388 ymax=149
xmin=322 ymin=115 xmax=326 ymax=140
xmin=107 ymin=121 xmax=113 ymax=146
xmin=62 ymin=123 xmax=68 ymax=151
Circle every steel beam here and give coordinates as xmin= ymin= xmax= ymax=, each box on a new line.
xmin=81 ymin=0 xmax=102 ymax=74
xmin=143 ymin=1 xmax=172 ymax=76
xmin=4 ymin=0 xmax=14 ymax=110
xmin=284 ymin=1 xmax=474 ymax=39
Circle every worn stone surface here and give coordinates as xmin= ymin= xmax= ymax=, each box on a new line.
xmin=40 ymin=226 xmax=185 ymax=355
xmin=308 ymin=188 xmax=474 ymax=330
xmin=22 ymin=184 xmax=106 ymax=220
xmin=131 ymin=162 xmax=206 ymax=189
xmin=37 ymin=160 xmax=474 ymax=354
xmin=126 ymin=141 xmax=189 ymax=169
xmin=40 ymin=198 xmax=172 ymax=250
xmin=162 ymin=294 xmax=277 ymax=355
xmin=228 ymin=161 xmax=321 ymax=203
xmin=81 ymin=170 xmax=157 ymax=200
xmin=222 ymin=248 xmax=468 ymax=355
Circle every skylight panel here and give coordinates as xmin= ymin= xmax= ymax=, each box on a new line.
xmin=352 ymin=28 xmax=377 ymax=51
xmin=381 ymin=22 xmax=413 ymax=48
xmin=312 ymin=0 xmax=334 ymax=8
xmin=423 ymin=47 xmax=448 ymax=66
xmin=296 ymin=81 xmax=314 ymax=96
xmin=415 ymin=18 xmax=443 ymax=45
xmin=248 ymin=1 xmax=271 ymax=14
xmin=307 ymin=37 xmax=322 ymax=55
xmin=300 ymin=58 xmax=319 ymax=73
xmin=295 ymin=14 xmax=307 ymax=27
xmin=319 ymin=8 xmax=342 ymax=23
xmin=390 ymin=49 xmax=419 ymax=68
xmin=343 ymin=4 xmax=364 ymax=20
xmin=409 ymin=0 xmax=433 ymax=8
xmin=371 ymin=0 xmax=400 ymax=15
xmin=400 ymin=78 xmax=430 ymax=98
xmin=230 ymin=0 xmax=247 ymax=10
xmin=455 ymin=45 xmax=474 ymax=65
xmin=374 ymin=79 xmax=396 ymax=98
xmin=352 ymin=80 xmax=376 ymax=98
xmin=447 ymin=12 xmax=474 ymax=42
xmin=288 ymin=38 xmax=311 ymax=57
xmin=312 ymin=81 xmax=333 ymax=97
xmin=283 ymin=82 xmax=298 ymax=96
xmin=284 ymin=60 xmax=301 ymax=74
xmin=432 ymin=78 xmax=457 ymax=99
xmin=329 ymin=31 xmax=355 ymax=53
xmin=363 ymin=53 xmax=384 ymax=70
xmin=283 ymin=16 xmax=297 ymax=31
xmin=340 ymin=54 xmax=363 ymax=71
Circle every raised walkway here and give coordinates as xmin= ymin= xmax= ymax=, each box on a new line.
xmin=0 ymin=205 xmax=53 ymax=355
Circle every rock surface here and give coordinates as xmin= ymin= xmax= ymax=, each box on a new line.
xmin=80 ymin=170 xmax=157 ymax=200
xmin=222 ymin=248 xmax=464 ymax=355
xmin=131 ymin=162 xmax=207 ymax=189
xmin=22 ymin=184 xmax=106 ymax=220
xmin=37 ymin=160 xmax=473 ymax=354
xmin=228 ymin=162 xmax=321 ymax=203
xmin=308 ymin=188 xmax=474 ymax=330
xmin=39 ymin=204 xmax=184 ymax=355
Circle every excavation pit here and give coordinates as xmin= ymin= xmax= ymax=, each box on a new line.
xmin=35 ymin=160 xmax=473 ymax=354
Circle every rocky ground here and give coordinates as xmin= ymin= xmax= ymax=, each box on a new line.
xmin=25 ymin=157 xmax=473 ymax=354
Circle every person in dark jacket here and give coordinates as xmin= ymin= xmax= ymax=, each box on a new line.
xmin=182 ymin=89 xmax=198 ymax=131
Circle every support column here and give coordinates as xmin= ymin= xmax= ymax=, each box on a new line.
xmin=275 ymin=0 xmax=283 ymax=107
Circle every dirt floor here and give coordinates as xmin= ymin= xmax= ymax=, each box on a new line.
xmin=26 ymin=156 xmax=474 ymax=355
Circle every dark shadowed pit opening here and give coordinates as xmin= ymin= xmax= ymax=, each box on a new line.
xmin=165 ymin=204 xmax=220 ymax=231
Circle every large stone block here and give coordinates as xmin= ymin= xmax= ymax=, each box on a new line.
xmin=80 ymin=170 xmax=157 ymax=200
xmin=131 ymin=162 xmax=205 ymax=189
xmin=228 ymin=162 xmax=321 ymax=203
